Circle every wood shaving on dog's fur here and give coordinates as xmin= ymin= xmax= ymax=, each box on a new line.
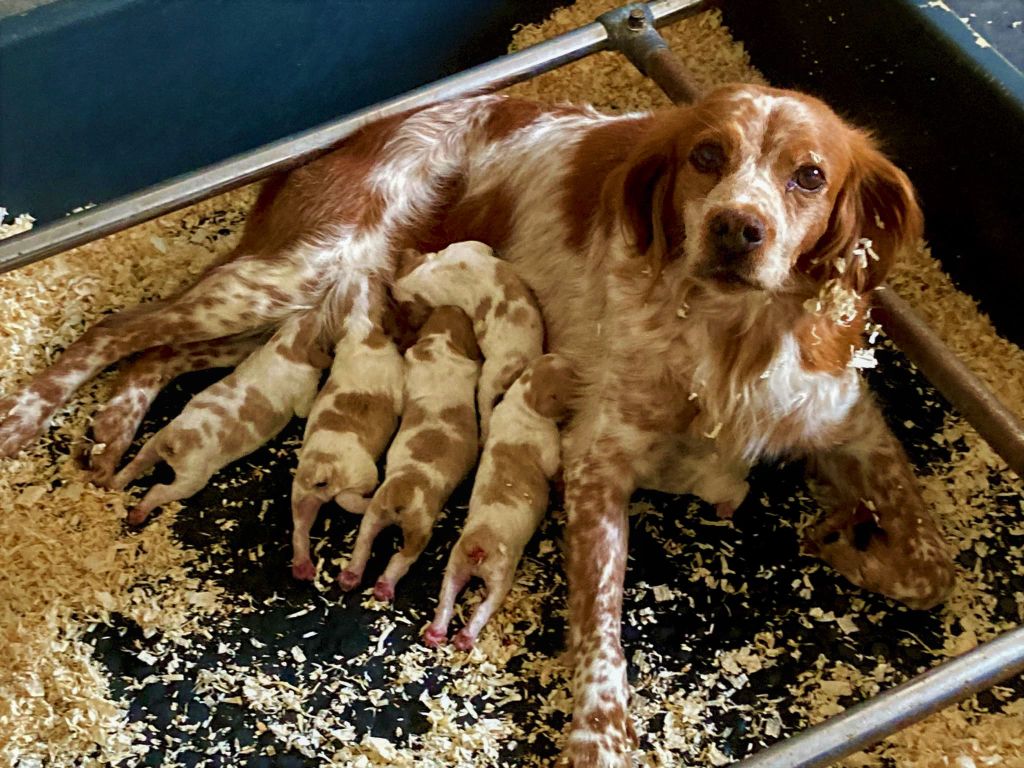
xmin=1 ymin=2 xmax=1022 ymax=766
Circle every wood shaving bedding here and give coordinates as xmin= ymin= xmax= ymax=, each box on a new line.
xmin=0 ymin=191 xmax=256 ymax=765
xmin=0 ymin=2 xmax=1022 ymax=766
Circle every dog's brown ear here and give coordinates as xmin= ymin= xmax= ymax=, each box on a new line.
xmin=851 ymin=145 xmax=922 ymax=291
xmin=604 ymin=128 xmax=683 ymax=263
xmin=802 ymin=134 xmax=922 ymax=292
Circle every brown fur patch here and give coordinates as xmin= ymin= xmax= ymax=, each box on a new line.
xmin=396 ymin=249 xmax=426 ymax=279
xmin=478 ymin=443 xmax=549 ymax=508
xmin=440 ymin=404 xmax=477 ymax=436
xmin=401 ymin=401 xmax=429 ymax=431
xmin=279 ymin=313 xmax=331 ymax=369
xmin=237 ymin=386 xmax=279 ymax=435
xmin=375 ymin=467 xmax=432 ymax=514
xmin=406 ymin=428 xmax=452 ymax=465
xmin=794 ymin=305 xmax=867 ymax=373
xmin=480 ymin=98 xmax=550 ymax=142
xmin=242 ymin=109 xmax=415 ymax=251
xmin=316 ymin=392 xmax=399 ymax=454
xmin=409 ymin=341 xmax=436 ymax=363
xmin=523 ymin=355 xmax=575 ymax=420
xmin=362 ymin=327 xmax=391 ymax=349
xmin=434 ymin=184 xmax=518 ymax=253
xmin=473 ymin=296 xmax=493 ymax=325
xmin=495 ymin=266 xmax=536 ymax=307
xmin=419 ymin=307 xmax=480 ymax=361
xmin=561 ymin=117 xmax=656 ymax=253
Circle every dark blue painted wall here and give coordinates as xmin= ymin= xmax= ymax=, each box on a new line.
xmin=0 ymin=0 xmax=564 ymax=224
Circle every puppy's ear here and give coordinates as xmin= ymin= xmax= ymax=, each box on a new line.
xmin=803 ymin=134 xmax=923 ymax=292
xmin=604 ymin=128 xmax=683 ymax=262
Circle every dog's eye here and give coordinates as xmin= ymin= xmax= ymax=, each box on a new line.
xmin=793 ymin=165 xmax=826 ymax=191
xmin=689 ymin=141 xmax=726 ymax=174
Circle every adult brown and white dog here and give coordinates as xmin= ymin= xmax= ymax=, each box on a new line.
xmin=0 ymin=85 xmax=956 ymax=765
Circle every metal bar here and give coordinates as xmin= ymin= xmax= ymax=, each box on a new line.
xmin=872 ymin=288 xmax=1024 ymax=475
xmin=0 ymin=0 xmax=707 ymax=274
xmin=599 ymin=10 xmax=1024 ymax=767
xmin=602 ymin=3 xmax=1024 ymax=478
xmin=732 ymin=624 xmax=1024 ymax=767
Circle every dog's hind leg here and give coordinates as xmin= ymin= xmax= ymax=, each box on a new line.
xmin=0 ymin=254 xmax=318 ymax=457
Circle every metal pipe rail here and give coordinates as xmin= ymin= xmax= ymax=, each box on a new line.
xmin=0 ymin=0 xmax=705 ymax=274
xmin=595 ymin=6 xmax=1024 ymax=766
xmin=733 ymin=624 xmax=1024 ymax=768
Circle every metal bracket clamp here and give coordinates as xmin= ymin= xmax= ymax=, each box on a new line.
xmin=599 ymin=2 xmax=703 ymax=104
xmin=598 ymin=4 xmax=668 ymax=73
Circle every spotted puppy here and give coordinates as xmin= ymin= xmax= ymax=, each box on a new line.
xmin=290 ymin=326 xmax=404 ymax=581
xmin=392 ymin=240 xmax=543 ymax=441
xmin=84 ymin=335 xmax=263 ymax=487
xmin=339 ymin=306 xmax=480 ymax=601
xmin=112 ymin=312 xmax=328 ymax=525
xmin=424 ymin=353 xmax=573 ymax=650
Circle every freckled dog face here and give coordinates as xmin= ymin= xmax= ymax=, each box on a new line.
xmin=613 ymin=84 xmax=919 ymax=297
xmin=675 ymin=88 xmax=851 ymax=291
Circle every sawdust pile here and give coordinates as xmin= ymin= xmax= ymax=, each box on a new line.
xmin=1 ymin=1 xmax=1022 ymax=766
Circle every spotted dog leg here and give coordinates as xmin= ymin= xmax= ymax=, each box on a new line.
xmin=560 ymin=446 xmax=638 ymax=768
xmin=805 ymin=394 xmax=956 ymax=610
xmin=0 ymin=255 xmax=311 ymax=457
xmin=84 ymin=335 xmax=263 ymax=486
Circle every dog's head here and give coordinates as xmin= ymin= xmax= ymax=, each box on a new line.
xmin=606 ymin=83 xmax=922 ymax=295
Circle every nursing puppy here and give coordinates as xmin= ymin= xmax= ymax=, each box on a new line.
xmin=112 ymin=312 xmax=328 ymax=525
xmin=393 ymin=240 xmax=544 ymax=441
xmin=84 ymin=335 xmax=263 ymax=487
xmin=424 ymin=353 xmax=573 ymax=650
xmin=339 ymin=306 xmax=480 ymax=601
xmin=290 ymin=326 xmax=403 ymax=581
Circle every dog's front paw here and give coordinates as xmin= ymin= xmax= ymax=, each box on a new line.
xmin=808 ymin=503 xmax=955 ymax=610
xmin=0 ymin=392 xmax=50 ymax=458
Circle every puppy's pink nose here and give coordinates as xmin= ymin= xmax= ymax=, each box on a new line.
xmin=710 ymin=210 xmax=765 ymax=257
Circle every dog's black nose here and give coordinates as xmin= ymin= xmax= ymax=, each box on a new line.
xmin=709 ymin=210 xmax=765 ymax=257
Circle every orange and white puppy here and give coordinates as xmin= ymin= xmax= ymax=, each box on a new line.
xmin=112 ymin=312 xmax=328 ymax=526
xmin=339 ymin=306 xmax=480 ymax=601
xmin=290 ymin=326 xmax=403 ymax=581
xmin=84 ymin=334 xmax=264 ymax=487
xmin=392 ymin=240 xmax=543 ymax=441
xmin=424 ymin=353 xmax=573 ymax=650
